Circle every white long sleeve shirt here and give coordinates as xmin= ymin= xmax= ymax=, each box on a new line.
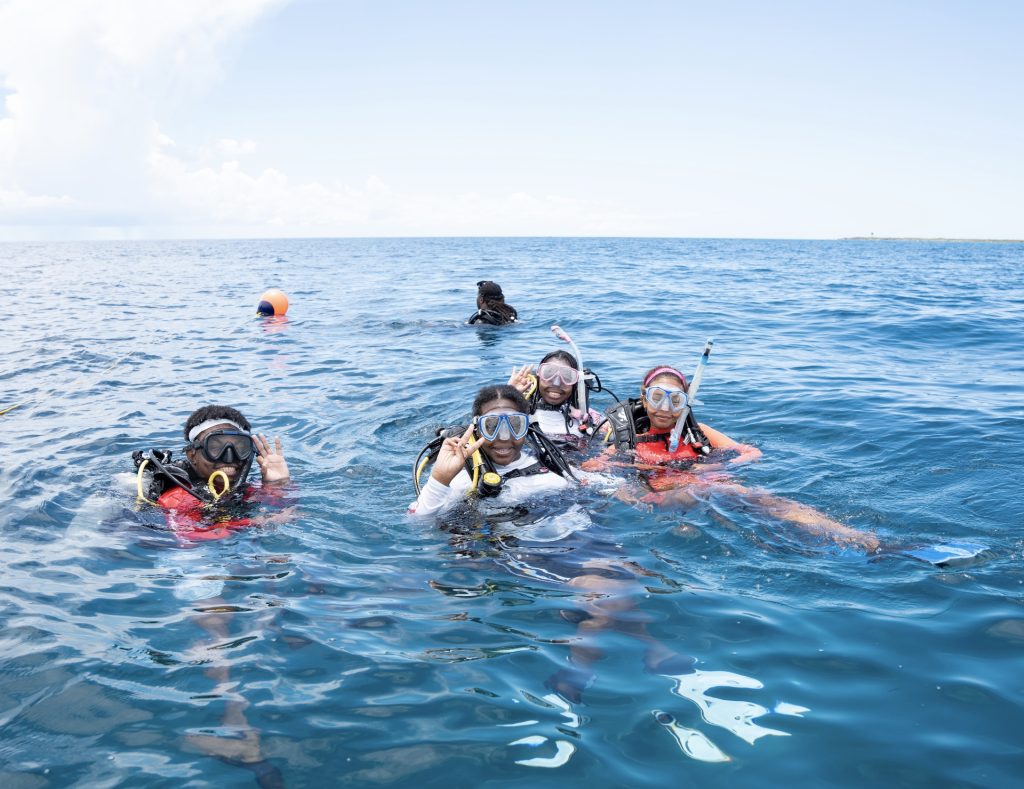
xmin=531 ymin=405 xmax=603 ymax=450
xmin=411 ymin=451 xmax=571 ymax=518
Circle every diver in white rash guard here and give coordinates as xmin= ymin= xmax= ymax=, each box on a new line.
xmin=411 ymin=385 xmax=577 ymax=518
xmin=508 ymin=350 xmax=604 ymax=453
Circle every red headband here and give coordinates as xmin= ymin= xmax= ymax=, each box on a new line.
xmin=643 ymin=366 xmax=688 ymax=388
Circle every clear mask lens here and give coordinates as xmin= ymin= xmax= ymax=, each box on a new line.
xmin=645 ymin=386 xmax=688 ymax=413
xmin=538 ymin=362 xmax=580 ymax=386
xmin=477 ymin=413 xmax=530 ymax=441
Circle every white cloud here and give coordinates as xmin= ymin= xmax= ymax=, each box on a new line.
xmin=0 ymin=0 xmax=283 ymax=231
xmin=0 ymin=185 xmax=71 ymax=211
xmin=147 ymin=138 xmax=662 ymax=236
xmin=0 ymin=0 xmax=664 ymax=238
xmin=215 ymin=138 xmax=258 ymax=157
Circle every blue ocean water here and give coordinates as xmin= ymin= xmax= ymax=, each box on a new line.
xmin=1 ymin=237 xmax=1022 ymax=786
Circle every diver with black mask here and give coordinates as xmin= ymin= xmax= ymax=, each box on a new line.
xmin=133 ymin=404 xmax=290 ymax=540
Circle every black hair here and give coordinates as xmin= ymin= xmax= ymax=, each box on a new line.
xmin=183 ymin=405 xmax=252 ymax=440
xmin=472 ymin=385 xmax=530 ymax=416
xmin=476 ymin=281 xmax=518 ymax=323
xmin=539 ymin=349 xmax=578 ymax=369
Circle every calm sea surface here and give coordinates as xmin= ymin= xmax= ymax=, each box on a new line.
xmin=1 ymin=238 xmax=1022 ymax=787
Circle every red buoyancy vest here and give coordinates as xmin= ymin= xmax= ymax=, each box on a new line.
xmin=635 ymin=430 xmax=700 ymax=465
xmin=635 ymin=430 xmax=703 ymax=493
xmin=156 ymin=484 xmax=256 ymax=541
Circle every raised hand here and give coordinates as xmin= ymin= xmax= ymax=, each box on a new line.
xmin=254 ymin=434 xmax=290 ymax=484
xmin=431 ymin=424 xmax=485 ymax=486
xmin=507 ymin=364 xmax=535 ymax=395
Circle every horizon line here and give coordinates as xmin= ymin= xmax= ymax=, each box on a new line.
xmin=2 ymin=234 xmax=1022 ymax=244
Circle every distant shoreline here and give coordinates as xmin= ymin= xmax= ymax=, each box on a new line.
xmin=842 ymin=236 xmax=1023 ymax=243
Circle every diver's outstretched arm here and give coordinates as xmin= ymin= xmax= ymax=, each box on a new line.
xmin=699 ymin=424 xmax=762 ymax=466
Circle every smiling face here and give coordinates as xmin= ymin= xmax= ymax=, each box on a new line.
xmin=185 ymin=422 xmax=250 ymax=484
xmin=539 ymin=375 xmax=574 ymax=406
xmin=642 ymin=373 xmax=688 ymax=431
xmin=536 ymin=352 xmax=578 ymax=407
xmin=477 ymin=397 xmax=527 ymax=466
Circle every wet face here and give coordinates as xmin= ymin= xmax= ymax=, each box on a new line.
xmin=539 ymin=376 xmax=573 ymax=406
xmin=643 ymin=373 xmax=687 ymax=431
xmin=536 ymin=358 xmax=577 ymax=406
xmin=477 ymin=397 xmax=526 ymax=466
xmin=186 ymin=422 xmax=249 ymax=485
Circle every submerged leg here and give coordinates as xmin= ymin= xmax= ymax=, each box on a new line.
xmin=547 ymin=567 xmax=693 ymax=701
xmin=654 ymin=480 xmax=880 ymax=552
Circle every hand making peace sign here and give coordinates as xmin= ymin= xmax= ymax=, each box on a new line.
xmin=430 ymin=424 xmax=486 ymax=486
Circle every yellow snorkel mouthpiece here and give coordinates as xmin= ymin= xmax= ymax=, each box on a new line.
xmin=207 ymin=470 xmax=231 ymax=500
xmin=523 ymin=373 xmax=538 ymax=399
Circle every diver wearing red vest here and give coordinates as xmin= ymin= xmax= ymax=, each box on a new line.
xmin=134 ymin=405 xmax=291 ymax=541
xmin=586 ymin=365 xmax=878 ymax=550
xmin=594 ymin=365 xmax=760 ymax=491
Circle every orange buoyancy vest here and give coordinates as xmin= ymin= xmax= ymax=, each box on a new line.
xmin=635 ymin=430 xmax=704 ymax=492
xmin=635 ymin=429 xmax=701 ymax=465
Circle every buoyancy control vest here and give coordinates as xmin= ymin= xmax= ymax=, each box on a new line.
xmin=467 ymin=308 xmax=517 ymax=326
xmin=133 ymin=450 xmax=259 ymax=541
xmin=414 ymin=424 xmax=576 ymax=499
xmin=603 ymin=399 xmax=710 ymax=466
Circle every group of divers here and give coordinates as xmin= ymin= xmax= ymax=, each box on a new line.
xmin=134 ymin=278 xmax=880 ymax=550
xmin=126 ymin=279 xmax=990 ymax=771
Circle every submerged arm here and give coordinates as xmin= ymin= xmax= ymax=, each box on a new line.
xmin=699 ymin=423 xmax=762 ymax=466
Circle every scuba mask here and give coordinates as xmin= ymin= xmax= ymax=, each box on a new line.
xmin=644 ymin=386 xmax=688 ymax=414
xmin=538 ymin=362 xmax=580 ymax=386
xmin=475 ymin=412 xmax=530 ymax=442
xmin=188 ymin=430 xmax=255 ymax=465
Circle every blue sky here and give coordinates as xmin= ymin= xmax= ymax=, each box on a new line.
xmin=0 ymin=0 xmax=1021 ymax=240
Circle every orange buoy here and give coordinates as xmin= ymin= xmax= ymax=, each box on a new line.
xmin=257 ymin=289 xmax=289 ymax=316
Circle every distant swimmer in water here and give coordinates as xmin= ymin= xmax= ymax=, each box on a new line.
xmin=586 ymin=365 xmax=880 ymax=551
xmin=132 ymin=404 xmax=293 ymax=541
xmin=410 ymin=385 xmax=576 ymax=516
xmin=467 ymin=280 xmax=518 ymax=325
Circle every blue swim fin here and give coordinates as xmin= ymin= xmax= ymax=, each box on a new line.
xmin=901 ymin=541 xmax=989 ymax=566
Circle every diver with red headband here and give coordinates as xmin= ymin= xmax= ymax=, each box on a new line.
xmin=598 ymin=364 xmax=761 ymax=477
xmin=588 ymin=362 xmax=881 ymax=551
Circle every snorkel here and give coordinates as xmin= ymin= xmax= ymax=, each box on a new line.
xmin=550 ymin=324 xmax=591 ymax=431
xmin=668 ymin=338 xmax=714 ymax=453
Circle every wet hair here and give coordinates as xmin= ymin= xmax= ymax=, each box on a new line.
xmin=476 ymin=281 xmax=518 ymax=323
xmin=539 ymin=349 xmax=578 ymax=369
xmin=641 ymin=366 xmax=688 ymax=391
xmin=183 ymin=405 xmax=252 ymax=440
xmin=472 ymin=384 xmax=530 ymax=416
